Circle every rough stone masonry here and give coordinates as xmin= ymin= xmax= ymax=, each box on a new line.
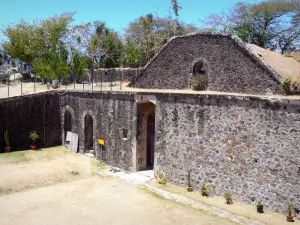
xmin=59 ymin=90 xmax=300 ymax=218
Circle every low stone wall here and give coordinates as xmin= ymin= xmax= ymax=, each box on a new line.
xmin=0 ymin=92 xmax=61 ymax=152
xmin=93 ymin=68 xmax=141 ymax=83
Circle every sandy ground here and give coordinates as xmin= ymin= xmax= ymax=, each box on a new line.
xmin=0 ymin=147 xmax=95 ymax=194
xmin=153 ymin=181 xmax=300 ymax=225
xmin=0 ymin=147 xmax=234 ymax=225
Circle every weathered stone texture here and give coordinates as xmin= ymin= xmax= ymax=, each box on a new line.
xmin=132 ymin=34 xmax=282 ymax=94
xmin=0 ymin=92 xmax=61 ymax=152
xmin=154 ymin=94 xmax=300 ymax=216
xmin=60 ymin=92 xmax=135 ymax=170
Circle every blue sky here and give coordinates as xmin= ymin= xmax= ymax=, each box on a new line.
xmin=0 ymin=0 xmax=261 ymax=40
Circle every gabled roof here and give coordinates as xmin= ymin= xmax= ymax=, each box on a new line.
xmin=139 ymin=32 xmax=291 ymax=83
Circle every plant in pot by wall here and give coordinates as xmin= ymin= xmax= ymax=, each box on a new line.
xmin=157 ymin=171 xmax=166 ymax=184
xmin=257 ymin=201 xmax=264 ymax=213
xmin=29 ymin=131 xmax=39 ymax=150
xmin=187 ymin=169 xmax=193 ymax=192
xmin=286 ymin=204 xmax=294 ymax=222
xmin=4 ymin=130 xmax=11 ymax=153
xmin=201 ymin=184 xmax=216 ymax=197
xmin=224 ymin=192 xmax=233 ymax=204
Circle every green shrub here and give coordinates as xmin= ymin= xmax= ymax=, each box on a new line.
xmin=224 ymin=192 xmax=232 ymax=201
xmin=281 ymin=77 xmax=292 ymax=95
xmin=192 ymin=75 xmax=207 ymax=91
xmin=201 ymin=184 xmax=216 ymax=197
xmin=187 ymin=169 xmax=191 ymax=187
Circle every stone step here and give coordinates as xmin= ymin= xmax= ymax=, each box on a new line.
xmin=88 ymin=150 xmax=94 ymax=154
xmin=84 ymin=153 xmax=94 ymax=158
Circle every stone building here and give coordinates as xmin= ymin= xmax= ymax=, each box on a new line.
xmin=1 ymin=33 xmax=300 ymax=218
xmin=131 ymin=33 xmax=299 ymax=95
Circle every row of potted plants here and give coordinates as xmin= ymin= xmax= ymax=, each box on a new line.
xmin=185 ymin=170 xmax=296 ymax=222
xmin=3 ymin=130 xmax=40 ymax=152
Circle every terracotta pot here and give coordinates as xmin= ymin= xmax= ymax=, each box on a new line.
xmin=4 ymin=147 xmax=11 ymax=153
xmin=30 ymin=145 xmax=37 ymax=150
xmin=226 ymin=200 xmax=233 ymax=205
xmin=187 ymin=186 xmax=193 ymax=192
xmin=286 ymin=214 xmax=294 ymax=222
xmin=257 ymin=205 xmax=264 ymax=213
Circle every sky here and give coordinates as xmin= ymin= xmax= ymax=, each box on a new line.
xmin=0 ymin=0 xmax=261 ymax=41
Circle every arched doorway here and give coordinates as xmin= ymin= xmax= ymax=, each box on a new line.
xmin=64 ymin=111 xmax=72 ymax=142
xmin=136 ymin=101 xmax=156 ymax=171
xmin=84 ymin=114 xmax=93 ymax=152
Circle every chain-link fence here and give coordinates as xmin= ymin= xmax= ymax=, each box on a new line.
xmin=0 ymin=67 xmax=143 ymax=99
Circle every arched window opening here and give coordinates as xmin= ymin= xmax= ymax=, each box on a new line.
xmin=191 ymin=61 xmax=208 ymax=91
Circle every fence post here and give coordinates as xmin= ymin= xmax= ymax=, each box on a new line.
xmin=7 ymin=78 xmax=9 ymax=97
xmin=34 ymin=75 xmax=36 ymax=93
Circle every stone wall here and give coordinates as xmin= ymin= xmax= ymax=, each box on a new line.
xmin=93 ymin=68 xmax=141 ymax=83
xmin=60 ymin=90 xmax=300 ymax=218
xmin=59 ymin=91 xmax=136 ymax=170
xmin=131 ymin=33 xmax=282 ymax=95
xmin=154 ymin=93 xmax=300 ymax=217
xmin=0 ymin=92 xmax=61 ymax=152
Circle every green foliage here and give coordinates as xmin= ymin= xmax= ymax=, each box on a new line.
xmin=3 ymin=13 xmax=73 ymax=80
xmin=4 ymin=130 xmax=9 ymax=147
xmin=287 ymin=204 xmax=293 ymax=216
xmin=257 ymin=201 xmax=263 ymax=206
xmin=201 ymin=184 xmax=216 ymax=197
xmin=157 ymin=171 xmax=166 ymax=184
xmin=281 ymin=76 xmax=292 ymax=94
xmin=99 ymin=31 xmax=124 ymax=68
xmin=29 ymin=131 xmax=39 ymax=141
xmin=187 ymin=169 xmax=191 ymax=187
xmin=224 ymin=192 xmax=233 ymax=201
xmin=203 ymin=0 xmax=300 ymax=53
xmin=171 ymin=0 xmax=182 ymax=18
xmin=192 ymin=75 xmax=207 ymax=91
xmin=124 ymin=14 xmax=198 ymax=67
xmin=70 ymin=51 xmax=88 ymax=79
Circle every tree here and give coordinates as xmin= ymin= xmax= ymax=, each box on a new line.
xmin=3 ymin=13 xmax=74 ymax=80
xmin=124 ymin=13 xmax=198 ymax=67
xmin=202 ymin=0 xmax=300 ymax=53
xmin=70 ymin=21 xmax=120 ymax=81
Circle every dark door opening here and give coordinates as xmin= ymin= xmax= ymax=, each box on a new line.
xmin=147 ymin=111 xmax=155 ymax=169
xmin=64 ymin=111 xmax=72 ymax=142
xmin=84 ymin=114 xmax=93 ymax=152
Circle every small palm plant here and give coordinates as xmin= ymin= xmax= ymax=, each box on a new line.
xmin=224 ymin=192 xmax=233 ymax=204
xmin=4 ymin=130 xmax=11 ymax=152
xmin=29 ymin=131 xmax=39 ymax=150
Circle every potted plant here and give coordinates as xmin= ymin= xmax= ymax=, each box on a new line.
xmin=4 ymin=130 xmax=11 ymax=153
xmin=29 ymin=131 xmax=39 ymax=150
xmin=157 ymin=171 xmax=166 ymax=184
xmin=187 ymin=169 xmax=193 ymax=192
xmin=224 ymin=192 xmax=233 ymax=204
xmin=201 ymin=184 xmax=216 ymax=197
xmin=257 ymin=201 xmax=264 ymax=213
xmin=286 ymin=204 xmax=294 ymax=222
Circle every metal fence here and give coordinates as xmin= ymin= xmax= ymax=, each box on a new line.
xmin=0 ymin=68 xmax=142 ymax=99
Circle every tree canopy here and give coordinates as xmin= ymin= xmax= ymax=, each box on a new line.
xmin=202 ymin=0 xmax=300 ymax=53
